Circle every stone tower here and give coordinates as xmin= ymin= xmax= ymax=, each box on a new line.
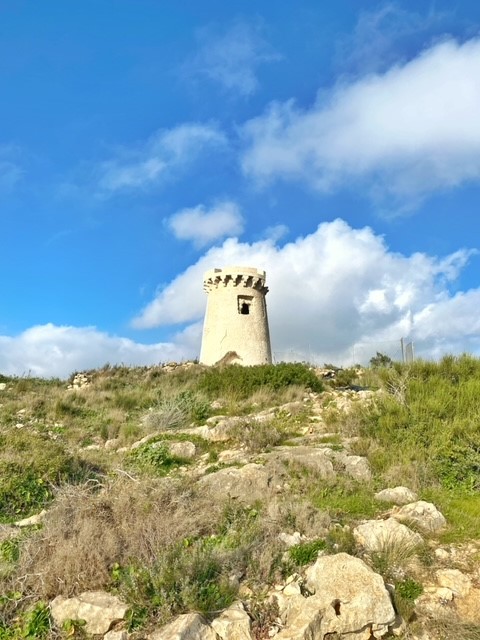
xmin=200 ymin=266 xmax=272 ymax=366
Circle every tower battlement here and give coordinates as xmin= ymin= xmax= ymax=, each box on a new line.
xmin=200 ymin=265 xmax=272 ymax=366
xmin=203 ymin=266 xmax=268 ymax=294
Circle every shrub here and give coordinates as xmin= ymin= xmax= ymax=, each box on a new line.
xmin=0 ymin=431 xmax=98 ymax=520
xmin=288 ymin=539 xmax=326 ymax=566
xmin=198 ymin=363 xmax=323 ymax=400
xmin=127 ymin=441 xmax=189 ymax=476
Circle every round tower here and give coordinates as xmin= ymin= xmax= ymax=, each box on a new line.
xmin=200 ymin=266 xmax=272 ymax=366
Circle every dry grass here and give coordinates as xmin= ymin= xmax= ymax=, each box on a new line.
xmin=15 ymin=477 xmax=225 ymax=599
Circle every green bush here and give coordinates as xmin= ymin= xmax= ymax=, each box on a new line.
xmin=198 ymin=363 xmax=323 ymax=400
xmin=361 ymin=355 xmax=480 ymax=491
xmin=127 ymin=440 xmax=189 ymax=476
xmin=288 ymin=539 xmax=326 ymax=566
xmin=0 ymin=431 xmax=98 ymax=520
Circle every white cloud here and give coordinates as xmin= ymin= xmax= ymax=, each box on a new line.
xmin=132 ymin=218 xmax=480 ymax=364
xmin=97 ymin=123 xmax=226 ymax=192
xmin=0 ymin=323 xmax=199 ymax=379
xmin=186 ymin=21 xmax=280 ymax=97
xmin=241 ymin=37 xmax=480 ymax=212
xmin=168 ymin=200 xmax=244 ymax=248
xmin=3 ymin=220 xmax=479 ymax=377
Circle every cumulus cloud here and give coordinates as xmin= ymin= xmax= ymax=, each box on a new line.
xmin=241 ymin=37 xmax=480 ymax=213
xmin=97 ymin=123 xmax=226 ymax=192
xmin=0 ymin=323 xmax=202 ymax=379
xmin=132 ymin=218 xmax=480 ymax=363
xmin=185 ymin=21 xmax=280 ymax=96
xmin=168 ymin=200 xmax=244 ymax=248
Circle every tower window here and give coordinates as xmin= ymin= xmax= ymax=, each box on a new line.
xmin=238 ymin=295 xmax=253 ymax=315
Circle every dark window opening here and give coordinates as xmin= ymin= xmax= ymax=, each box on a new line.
xmin=238 ymin=295 xmax=253 ymax=315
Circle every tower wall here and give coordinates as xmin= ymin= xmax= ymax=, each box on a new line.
xmin=200 ymin=266 xmax=272 ymax=366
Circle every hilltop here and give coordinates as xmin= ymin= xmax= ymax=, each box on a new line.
xmin=0 ymin=358 xmax=479 ymax=639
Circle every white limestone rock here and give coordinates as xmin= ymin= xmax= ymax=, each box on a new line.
xmin=392 ymin=501 xmax=446 ymax=532
xmin=50 ymin=591 xmax=128 ymax=635
xmin=304 ymin=553 xmax=396 ymax=639
xmin=210 ymin=601 xmax=252 ymax=640
xmin=353 ymin=517 xmax=423 ymax=553
xmin=198 ymin=463 xmax=272 ymax=502
xmin=148 ymin=612 xmax=218 ymax=640
xmin=168 ymin=441 xmax=197 ymax=459
xmin=436 ymin=569 xmax=472 ymax=597
xmin=374 ymin=487 xmax=418 ymax=505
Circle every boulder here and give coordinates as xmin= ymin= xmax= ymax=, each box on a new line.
xmin=50 ymin=591 xmax=128 ymax=635
xmin=436 ymin=569 xmax=472 ymax=597
xmin=392 ymin=501 xmax=446 ymax=532
xmin=374 ymin=487 xmax=418 ymax=505
xmin=168 ymin=441 xmax=196 ymax=459
xmin=148 ymin=612 xmax=218 ymax=640
xmin=198 ymin=463 xmax=273 ymax=502
xmin=263 ymin=446 xmax=335 ymax=479
xmin=353 ymin=517 xmax=423 ymax=553
xmin=329 ymin=452 xmax=372 ymax=482
xmin=210 ymin=601 xmax=252 ymax=640
xmin=303 ymin=553 xmax=396 ymax=638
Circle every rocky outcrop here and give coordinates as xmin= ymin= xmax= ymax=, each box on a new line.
xmin=148 ymin=612 xmax=218 ymax=640
xmin=353 ymin=517 xmax=423 ymax=553
xmin=197 ymin=463 xmax=274 ymax=502
xmin=210 ymin=601 xmax=252 ymax=640
xmin=391 ymin=500 xmax=446 ymax=532
xmin=50 ymin=591 xmax=128 ymax=635
xmin=374 ymin=486 xmax=418 ymax=505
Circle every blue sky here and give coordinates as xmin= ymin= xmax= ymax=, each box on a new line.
xmin=2 ymin=0 xmax=480 ymax=376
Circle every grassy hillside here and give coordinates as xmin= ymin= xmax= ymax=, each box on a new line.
xmin=0 ymin=357 xmax=479 ymax=639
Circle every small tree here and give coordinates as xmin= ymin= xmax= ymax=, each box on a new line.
xmin=369 ymin=352 xmax=393 ymax=368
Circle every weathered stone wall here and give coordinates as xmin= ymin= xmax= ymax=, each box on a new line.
xmin=200 ymin=266 xmax=272 ymax=366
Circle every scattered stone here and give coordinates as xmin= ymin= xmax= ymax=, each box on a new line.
xmin=262 ymin=446 xmax=335 ymax=479
xmin=353 ymin=517 xmax=423 ymax=553
xmin=105 ymin=438 xmax=121 ymax=451
xmin=329 ymin=451 xmax=372 ymax=482
xmin=148 ymin=612 xmax=217 ymax=640
xmin=104 ymin=631 xmax=129 ymax=640
xmin=210 ymin=601 xmax=252 ymax=640
xmin=50 ymin=591 xmax=128 ymax=635
xmin=392 ymin=501 xmax=446 ymax=532
xmin=278 ymin=532 xmax=304 ymax=548
xmin=14 ymin=510 xmax=47 ymax=528
xmin=168 ymin=441 xmax=196 ymax=459
xmin=375 ymin=487 xmax=418 ymax=505
xmin=198 ymin=463 xmax=273 ymax=502
xmin=436 ymin=569 xmax=472 ymax=597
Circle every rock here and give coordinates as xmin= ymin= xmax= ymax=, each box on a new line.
xmin=0 ymin=383 xmax=6 ymax=391
xmin=168 ymin=441 xmax=196 ymax=459
xmin=104 ymin=631 xmax=129 ymax=640
xmin=148 ymin=612 xmax=217 ymax=639
xmin=50 ymin=591 xmax=128 ymax=635
xmin=392 ymin=501 xmax=446 ymax=532
xmin=14 ymin=510 xmax=47 ymax=527
xmin=374 ymin=487 xmax=418 ymax=505
xmin=198 ymin=463 xmax=273 ymax=502
xmin=353 ymin=517 xmax=423 ymax=553
xmin=436 ymin=569 xmax=472 ymax=597
xmin=303 ymin=553 xmax=396 ymax=638
xmin=275 ymin=595 xmax=324 ymax=640
xmin=329 ymin=452 xmax=372 ymax=482
xmin=278 ymin=532 xmax=304 ymax=548
xmin=105 ymin=438 xmax=121 ymax=451
xmin=210 ymin=601 xmax=252 ymax=640
xmin=263 ymin=446 xmax=335 ymax=479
